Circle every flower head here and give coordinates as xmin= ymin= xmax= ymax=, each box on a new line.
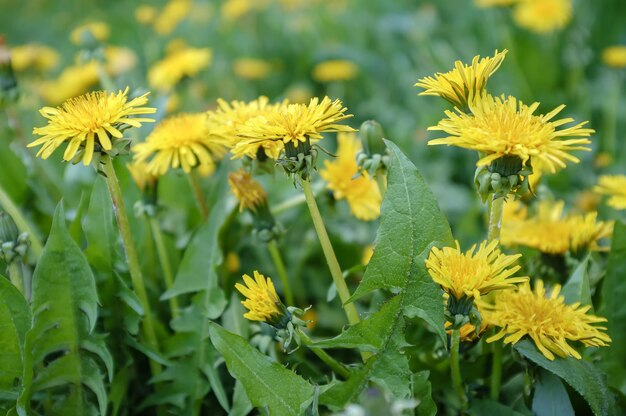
xmin=429 ymin=93 xmax=594 ymax=173
xmin=127 ymin=160 xmax=159 ymax=191
xmin=233 ymin=58 xmax=273 ymax=80
xmin=312 ymin=60 xmax=359 ymax=83
xmin=320 ymin=132 xmax=381 ymax=221
xmin=602 ymin=46 xmax=626 ymax=69
xmin=135 ymin=4 xmax=158 ymax=25
xmin=513 ymin=0 xmax=572 ymax=34
xmin=415 ymin=50 xmax=507 ymax=108
xmin=148 ymin=46 xmax=212 ymax=91
xmin=426 ymin=240 xmax=527 ymax=301
xmin=228 ymin=169 xmax=268 ymax=212
xmin=10 ymin=44 xmax=59 ymax=72
xmin=37 ymin=61 xmax=100 ymax=105
xmin=132 ymin=113 xmax=228 ymax=175
xmin=235 ymin=271 xmax=283 ymax=323
xmin=485 ymin=280 xmax=611 ymax=360
xmin=153 ymin=0 xmax=192 ymax=35
xmin=70 ymin=21 xmax=110 ymax=45
xmin=594 ymin=175 xmax=626 ymax=210
xmin=30 ymin=87 xmax=155 ymax=165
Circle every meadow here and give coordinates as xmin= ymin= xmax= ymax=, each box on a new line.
xmin=0 ymin=0 xmax=625 ymax=415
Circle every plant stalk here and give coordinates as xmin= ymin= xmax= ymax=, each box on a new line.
xmin=188 ymin=170 xmax=209 ymax=219
xmin=8 ymin=261 xmax=24 ymax=295
xmin=267 ymin=239 xmax=294 ymax=306
xmin=451 ymin=329 xmax=468 ymax=410
xmin=0 ymin=185 xmax=43 ymax=259
xmin=487 ymin=194 xmax=504 ymax=243
xmin=299 ymin=331 xmax=350 ymax=379
xmin=376 ymin=172 xmax=387 ymax=196
xmin=490 ymin=339 xmax=503 ymax=400
xmin=148 ymin=216 xmax=179 ymax=319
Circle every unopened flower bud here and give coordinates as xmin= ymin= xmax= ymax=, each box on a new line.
xmin=0 ymin=211 xmax=19 ymax=243
xmin=359 ymin=120 xmax=386 ymax=156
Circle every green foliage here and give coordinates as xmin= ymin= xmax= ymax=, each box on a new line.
xmin=561 ymin=256 xmax=592 ymax=308
xmin=531 ymin=370 xmax=575 ymax=416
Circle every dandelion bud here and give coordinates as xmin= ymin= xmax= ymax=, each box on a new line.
xmin=0 ymin=211 xmax=19 ymax=243
xmin=359 ymin=120 xmax=386 ymax=156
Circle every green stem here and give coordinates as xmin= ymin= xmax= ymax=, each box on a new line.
xmin=602 ymin=73 xmax=622 ymax=157
xmin=487 ymin=194 xmax=504 ymax=243
xmin=299 ymin=331 xmax=350 ymax=379
xmin=490 ymin=339 xmax=503 ymax=400
xmin=301 ymin=179 xmax=360 ymax=326
xmin=102 ymin=156 xmax=161 ymax=376
xmin=0 ymin=185 xmax=43 ymax=259
xmin=267 ymin=239 xmax=294 ymax=306
xmin=188 ymin=170 xmax=209 ymax=220
xmin=148 ymin=216 xmax=179 ymax=320
xmin=375 ymin=172 xmax=387 ymax=196
xmin=271 ymin=193 xmax=306 ymax=215
xmin=8 ymin=261 xmax=24 ymax=295
xmin=451 ymin=329 xmax=468 ymax=410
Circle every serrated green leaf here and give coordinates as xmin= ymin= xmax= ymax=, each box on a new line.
xmin=413 ymin=371 xmax=436 ymax=416
xmin=209 ymin=323 xmax=315 ymax=416
xmin=514 ymin=339 xmax=613 ymax=416
xmin=561 ymin=256 xmax=592 ymax=309
xmin=320 ymin=356 xmax=380 ymax=409
xmin=83 ymin=176 xmax=118 ymax=275
xmin=599 ymin=221 xmax=626 ymax=394
xmin=532 ymin=369 xmax=574 ymax=416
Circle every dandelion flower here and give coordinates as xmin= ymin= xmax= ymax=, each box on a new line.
xmin=30 ymin=87 xmax=156 ymax=165
xmin=602 ymin=46 xmax=626 ymax=69
xmin=235 ymin=271 xmax=283 ymax=323
xmin=594 ymin=175 xmax=626 ymax=210
xmin=485 ymin=280 xmax=611 ymax=360
xmin=10 ymin=44 xmax=59 ymax=72
xmin=135 ymin=4 xmax=158 ymax=25
xmin=70 ymin=21 xmax=110 ymax=45
xmin=320 ymin=132 xmax=381 ymax=221
xmin=228 ymin=169 xmax=268 ymax=212
xmin=148 ymin=46 xmax=212 ymax=91
xmin=127 ymin=160 xmax=159 ymax=191
xmin=104 ymin=46 xmax=138 ymax=76
xmin=312 ymin=60 xmax=359 ymax=83
xmin=37 ymin=61 xmax=100 ymax=105
xmin=233 ymin=58 xmax=273 ymax=80
xmin=425 ymin=240 xmax=527 ymax=301
xmin=133 ymin=113 xmax=228 ymax=175
xmin=429 ymin=93 xmax=594 ymax=173
xmin=153 ymin=0 xmax=192 ymax=35
xmin=415 ymin=49 xmax=507 ymax=108
xmin=513 ymin=0 xmax=572 ymax=34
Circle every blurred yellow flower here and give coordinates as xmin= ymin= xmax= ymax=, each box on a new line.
xmin=485 ymin=280 xmax=610 ymax=360
xmin=429 ymin=93 xmax=593 ymax=173
xmin=415 ymin=49 xmax=507 ymax=108
xmin=285 ymin=84 xmax=313 ymax=104
xmin=30 ymin=88 xmax=155 ymax=165
xmin=37 ymin=61 xmax=100 ymax=105
xmin=425 ymin=240 xmax=527 ymax=301
xmin=153 ymin=0 xmax=192 ymax=35
xmin=10 ymin=44 xmax=59 ymax=72
xmin=235 ymin=271 xmax=283 ymax=322
xmin=320 ymin=132 xmax=381 ymax=221
xmin=221 ymin=0 xmax=267 ymax=21
xmin=501 ymin=200 xmax=613 ymax=254
xmin=233 ymin=58 xmax=273 ymax=80
xmin=70 ymin=21 xmax=110 ymax=45
xmin=209 ymin=96 xmax=288 ymax=159
xmin=228 ymin=169 xmax=268 ymax=212
xmin=575 ymin=190 xmax=600 ymax=213
xmin=594 ymin=152 xmax=613 ymax=168
xmin=148 ymin=46 xmax=212 ymax=91
xmin=225 ymin=251 xmax=241 ymax=274
xmin=602 ymin=45 xmax=626 ymax=69
xmin=474 ymin=0 xmax=517 ymax=7
xmin=104 ymin=46 xmax=138 ymax=75
xmin=133 ymin=113 xmax=228 ymax=175
xmin=513 ymin=0 xmax=571 ymax=33
xmin=127 ymin=160 xmax=159 ymax=191
xmin=135 ymin=4 xmax=158 ymax=25
xmin=594 ymin=175 xmax=626 ymax=210
xmin=311 ymin=60 xmax=359 ymax=83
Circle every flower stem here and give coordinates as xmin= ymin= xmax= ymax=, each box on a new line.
xmin=301 ymin=179 xmax=360 ymax=326
xmin=451 ymin=329 xmax=468 ymax=410
xmin=267 ymin=239 xmax=294 ymax=306
xmin=299 ymin=330 xmax=350 ymax=379
xmin=8 ymin=261 xmax=24 ymax=295
xmin=487 ymin=194 xmax=504 ymax=243
xmin=490 ymin=339 xmax=503 ymax=400
xmin=148 ymin=216 xmax=179 ymax=320
xmin=376 ymin=172 xmax=387 ymax=196
xmin=188 ymin=170 xmax=209 ymax=220
xmin=102 ymin=156 xmax=161 ymax=376
xmin=0 ymin=185 xmax=43 ymax=259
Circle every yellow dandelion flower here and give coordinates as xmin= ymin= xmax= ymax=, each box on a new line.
xmin=70 ymin=21 xmax=110 ymax=45
xmin=429 ymin=93 xmax=594 ymax=172
xmin=153 ymin=0 xmax=192 ymax=35
xmin=501 ymin=200 xmax=613 ymax=254
xmin=135 ymin=4 xmax=158 ymax=25
xmin=127 ymin=160 xmax=159 ymax=191
xmin=594 ymin=152 xmax=613 ymax=168
xmin=425 ymin=240 xmax=527 ymax=300
xmin=104 ymin=46 xmax=138 ymax=76
xmin=513 ymin=0 xmax=572 ymax=34
xmin=10 ymin=44 xmax=59 ymax=72
xmin=320 ymin=132 xmax=381 ymax=221
xmin=311 ymin=60 xmax=359 ymax=83
xmin=285 ymin=84 xmax=313 ymax=104
xmin=415 ymin=49 xmax=507 ymax=108
xmin=602 ymin=46 xmax=626 ymax=69
xmin=485 ymin=280 xmax=611 ymax=360
xmin=37 ymin=61 xmax=100 ymax=105
xmin=132 ymin=113 xmax=227 ymax=175
xmin=235 ymin=270 xmax=283 ymax=322
xmin=233 ymin=58 xmax=273 ymax=80
xmin=575 ymin=190 xmax=600 ymax=213
xmin=30 ymin=87 xmax=155 ymax=166
xmin=225 ymin=251 xmax=241 ymax=274
xmin=594 ymin=175 xmax=626 ymax=210
xmin=209 ymin=96 xmax=288 ymax=159
xmin=236 ymin=96 xmax=355 ymax=154
xmin=221 ymin=0 xmax=266 ymax=21
xmin=228 ymin=169 xmax=268 ymax=212
xmin=148 ymin=46 xmax=212 ymax=91
xmin=445 ymin=295 xmax=490 ymax=341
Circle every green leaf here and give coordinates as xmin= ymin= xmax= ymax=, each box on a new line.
xmin=0 ymin=277 xmax=31 ymax=402
xmin=599 ymin=221 xmax=626 ymax=393
xmin=209 ymin=323 xmax=315 ymax=416
xmin=514 ymin=339 xmax=613 ymax=416
xmin=561 ymin=256 xmax=592 ymax=308
xmin=413 ymin=371 xmax=436 ymax=416
xmin=468 ymin=399 xmax=527 ymax=416
xmin=83 ymin=176 xmax=118 ymax=275
xmin=230 ymin=380 xmax=253 ymax=416
xmin=17 ymin=203 xmax=110 ymax=416
xmin=532 ymin=369 xmax=574 ymax=416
